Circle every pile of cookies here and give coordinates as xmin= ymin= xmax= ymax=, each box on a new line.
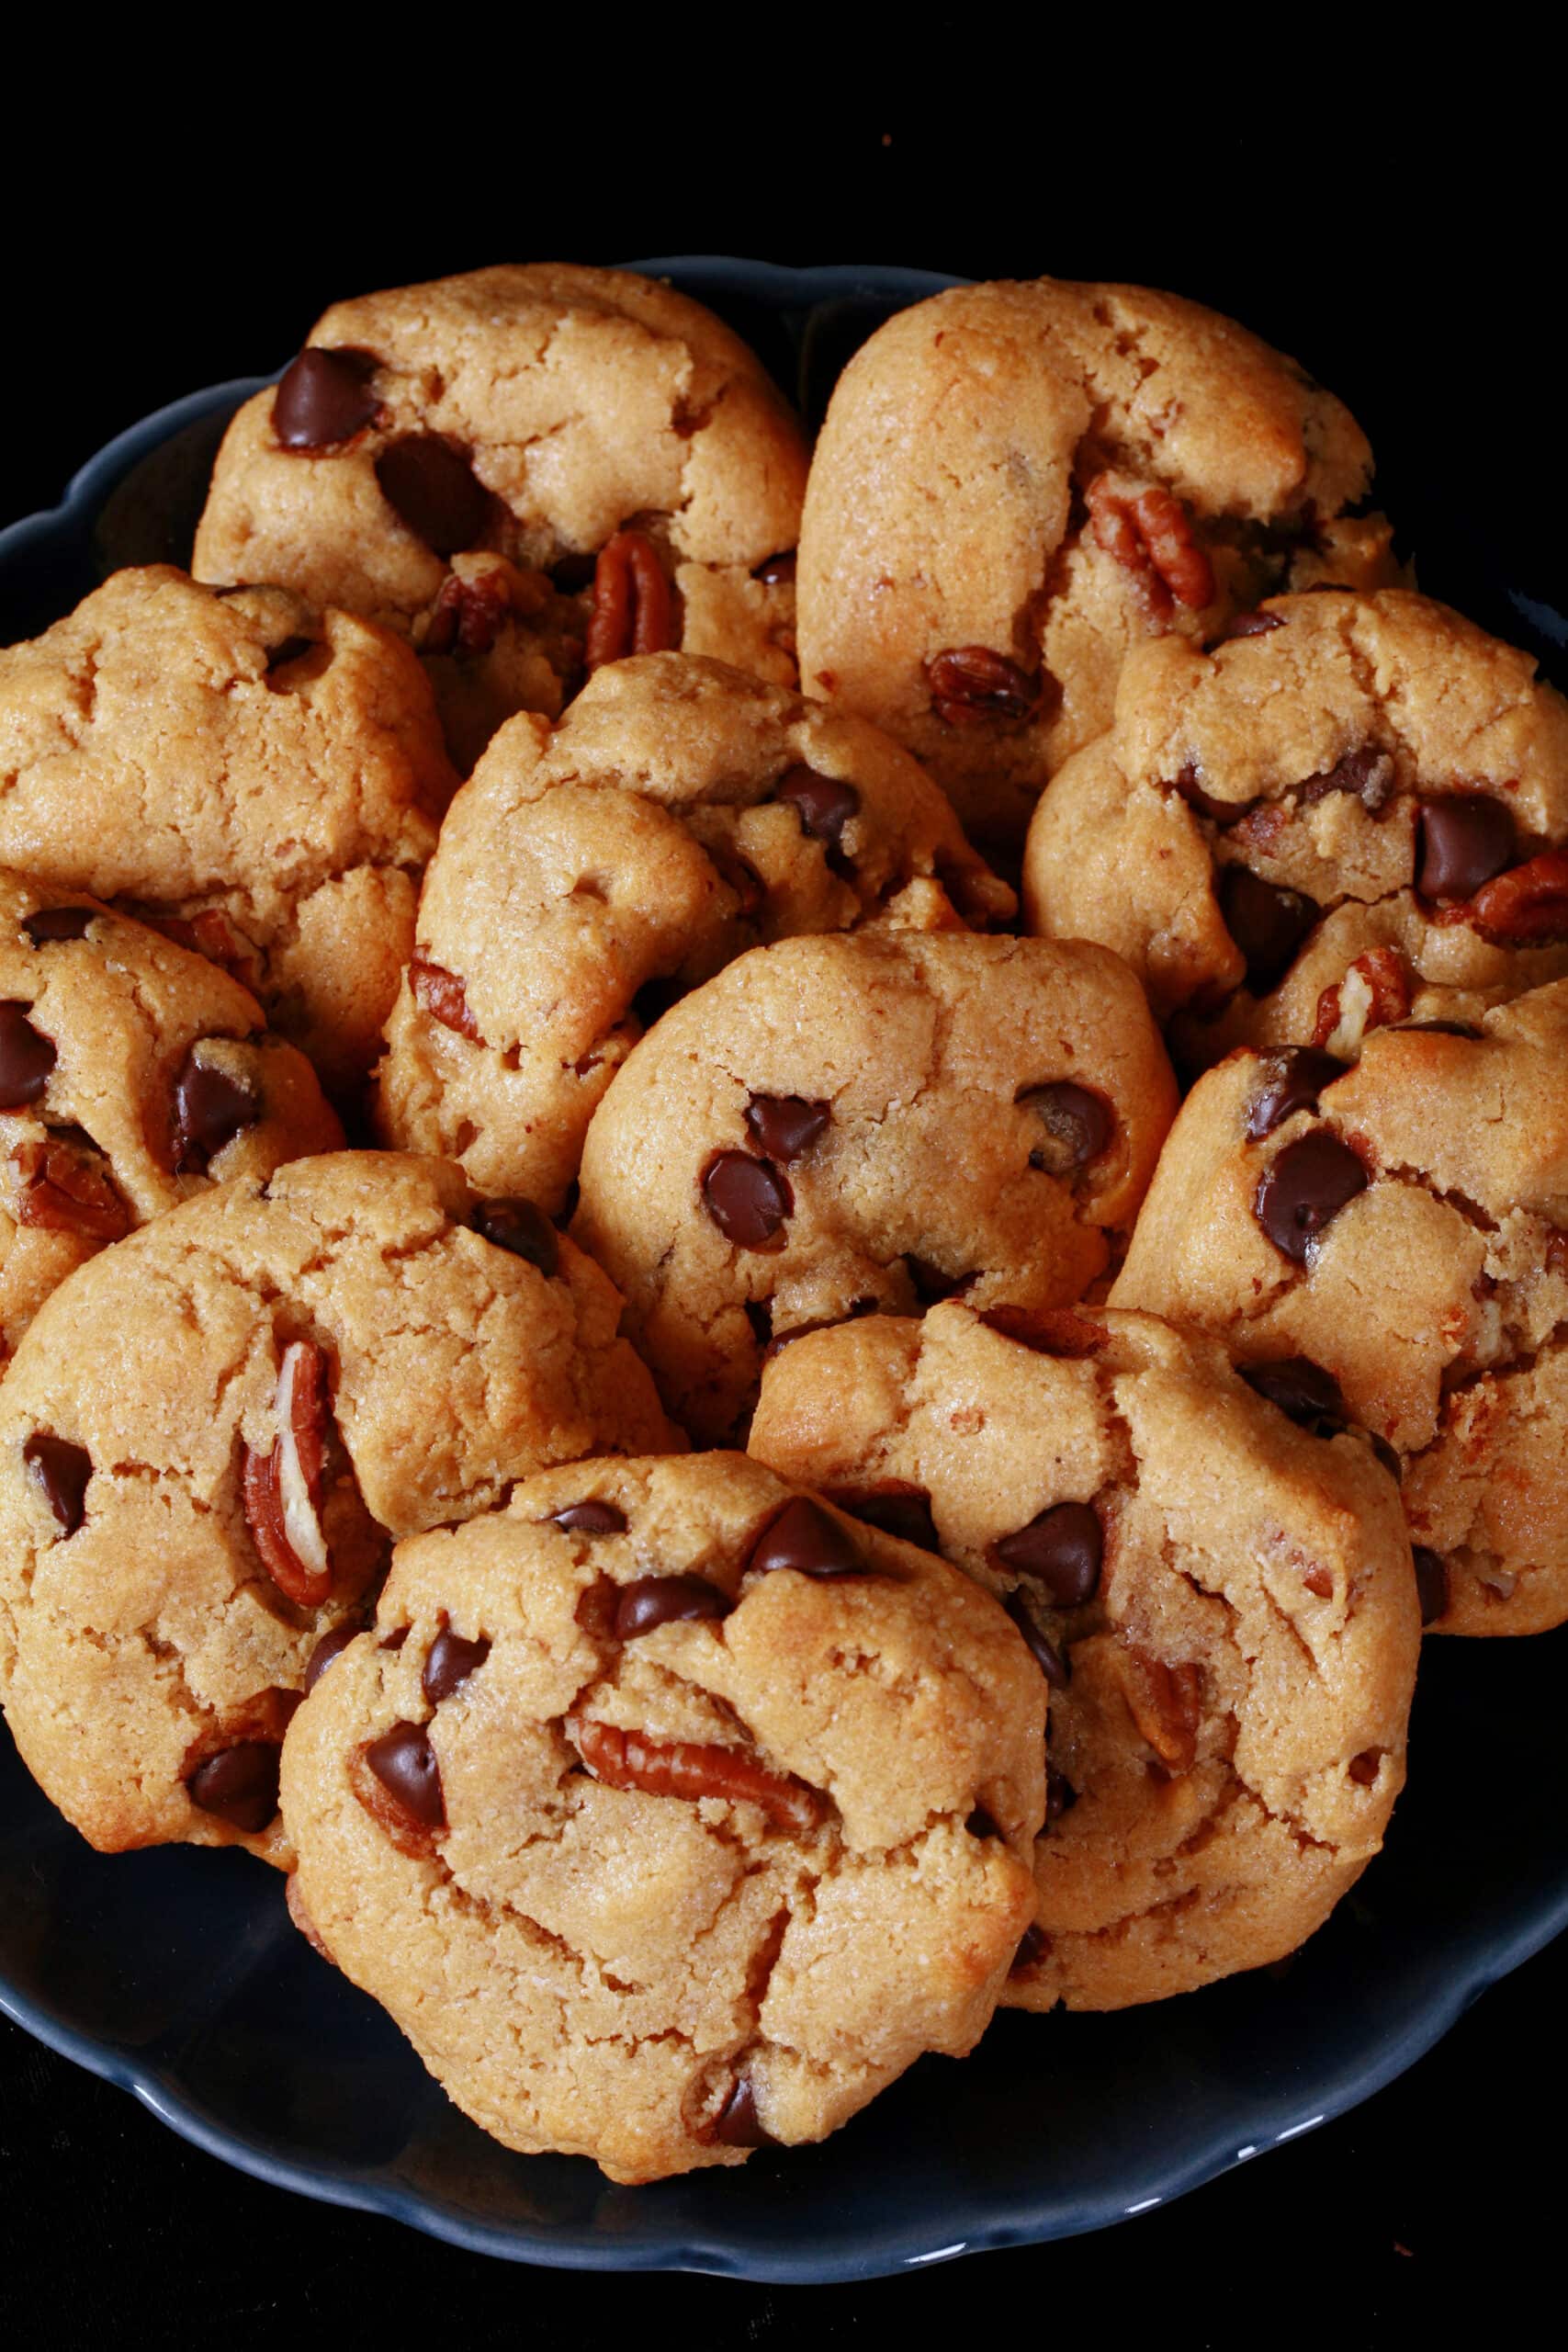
xmin=2 ymin=263 xmax=1562 ymax=2187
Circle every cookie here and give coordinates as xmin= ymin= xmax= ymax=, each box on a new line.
xmin=749 ymin=1302 xmax=1418 ymax=2009
xmin=193 ymin=264 xmax=808 ymax=770
xmin=278 ymin=1451 xmax=1043 ymax=2181
xmin=0 ymin=866 xmax=340 ymax=1359
xmin=0 ymin=1152 xmax=678 ymax=1862
xmin=0 ymin=567 xmax=455 ymax=1086
xmin=1111 ymin=989 xmax=1568 ymax=1636
xmin=570 ymin=930 xmax=1177 ymax=1442
xmin=1024 ymin=589 xmax=1568 ymax=1065
xmin=796 ymin=277 xmax=1398 ymax=852
xmin=375 ymin=650 xmax=1015 ymax=1216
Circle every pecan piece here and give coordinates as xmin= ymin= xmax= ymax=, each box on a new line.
xmin=584 ymin=530 xmax=676 ymax=670
xmin=1310 ymin=945 xmax=1412 ymax=1053
xmin=135 ymin=907 xmax=263 ymax=995
xmin=12 ymin=1136 xmax=129 ymax=1240
xmin=422 ymin=565 xmax=514 ymax=657
xmin=1468 ymin=850 xmax=1568 ymax=946
xmin=1115 ymin=1648 xmax=1205 ymax=1774
xmin=1084 ymin=472 xmax=1215 ymax=619
xmin=408 ymin=953 xmax=482 ymax=1042
xmin=925 ymin=646 xmax=1044 ymax=728
xmin=242 ymin=1340 xmax=333 ymax=1608
xmin=574 ymin=1719 xmax=825 ymax=1836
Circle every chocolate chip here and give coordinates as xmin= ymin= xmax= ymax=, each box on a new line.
xmin=614 ymin=1576 xmax=734 ymax=1639
xmin=1004 ymin=1591 xmax=1070 ymax=1688
xmin=186 ymin=1742 xmax=282 ymax=1834
xmin=773 ymin=766 xmax=859 ymax=854
xmin=1010 ymin=1921 xmax=1048 ymax=1975
xmin=1045 ymin=1769 xmax=1077 ymax=1823
xmin=1413 ymin=1545 xmax=1449 ymax=1627
xmin=22 ymin=907 xmax=96 ymax=944
xmin=0 ymin=1002 xmax=57 ymax=1108
xmin=304 ymin=1623 xmax=358 ymax=1691
xmin=422 ymin=1625 xmax=491 ymax=1703
xmin=1218 ymin=866 xmax=1320 ymax=994
xmin=379 ymin=1625 xmax=411 ymax=1651
xmin=472 ymin=1196 xmax=559 ymax=1277
xmin=1212 ymin=608 xmax=1285 ymax=646
xmin=374 ymin=435 xmax=491 ymax=559
xmin=172 ymin=1049 xmax=262 ymax=1173
xmin=825 ymin=1484 xmax=941 ymax=1555
xmin=548 ymin=1499 xmax=627 ymax=1536
xmin=23 ymin=1432 xmax=91 ymax=1535
xmin=1245 ymin=1046 xmax=1347 ymax=1140
xmin=744 ymin=1094 xmax=830 ymax=1162
xmin=746 ymin=1496 xmax=867 ymax=1580
xmin=1172 ymin=764 xmax=1254 ymax=827
xmin=273 ymin=347 xmax=381 ymax=449
xmin=1255 ymin=1131 xmax=1370 ymax=1262
xmin=1017 ymin=1080 xmax=1113 ymax=1173
xmin=713 ymin=2075 xmax=775 ymax=2146
xmin=993 ymin=1500 xmax=1102 ymax=1607
xmin=906 ymin=1256 xmax=970 ymax=1305
xmin=753 ymin=552 xmax=796 ymax=586
xmin=1295 ymin=746 xmax=1396 ymax=814
xmin=365 ymin=1722 xmax=446 ymax=1830
xmin=1417 ymin=795 xmax=1517 ymax=902
xmin=1240 ymin=1356 xmax=1348 ymax=1433
xmin=702 ymin=1151 xmax=792 ymax=1248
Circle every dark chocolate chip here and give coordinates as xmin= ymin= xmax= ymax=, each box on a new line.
xmin=713 ymin=2075 xmax=775 ymax=2146
xmin=1010 ymin=1921 xmax=1048 ymax=1975
xmin=186 ymin=1742 xmax=281 ymax=1834
xmin=753 ymin=552 xmax=796 ymax=586
xmin=1045 ymin=1769 xmax=1077 ymax=1823
xmin=1212 ymin=608 xmax=1285 ymax=646
xmin=826 ymin=1484 xmax=941 ymax=1555
xmin=1004 ymin=1591 xmax=1070 ymax=1688
xmin=472 ymin=1196 xmax=559 ymax=1277
xmin=1172 ymin=763 xmax=1254 ymax=827
xmin=1413 ymin=1545 xmax=1450 ymax=1627
xmin=1417 ymin=795 xmax=1517 ymax=902
xmin=1017 ymin=1080 xmax=1113 ymax=1173
xmin=1240 ymin=1356 xmax=1348 ymax=1433
xmin=273 ymin=347 xmax=381 ymax=450
xmin=23 ymin=907 xmax=96 ymax=944
xmin=702 ymin=1151 xmax=793 ymax=1248
xmin=172 ymin=1049 xmax=262 ymax=1172
xmin=614 ymin=1575 xmax=734 ymax=1639
xmin=1254 ymin=1131 xmax=1370 ymax=1262
xmin=1218 ymin=866 xmax=1320 ymax=994
xmin=379 ymin=1625 xmax=411 ymax=1651
xmin=744 ymin=1094 xmax=830 ymax=1163
xmin=773 ymin=766 xmax=859 ymax=854
xmin=0 ymin=1002 xmax=57 ymax=1108
xmin=1295 ymin=746 xmax=1396 ymax=814
xmin=304 ymin=1623 xmax=358 ymax=1691
xmin=365 ymin=1722 xmax=446 ymax=1830
xmin=746 ymin=1496 xmax=867 ymax=1580
xmin=548 ymin=1499 xmax=627 ymax=1536
xmin=993 ymin=1500 xmax=1103 ymax=1607
xmin=23 ymin=1431 xmax=92 ymax=1535
xmin=1245 ymin=1046 xmax=1347 ymax=1140
xmin=374 ymin=435 xmax=491 ymax=559
xmin=422 ymin=1625 xmax=492 ymax=1704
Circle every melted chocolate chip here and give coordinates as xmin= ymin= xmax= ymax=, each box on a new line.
xmin=1218 ymin=866 xmax=1320 ymax=994
xmin=702 ymin=1151 xmax=793 ymax=1248
xmin=422 ymin=1625 xmax=492 ymax=1704
xmin=1294 ymin=746 xmax=1396 ymax=814
xmin=186 ymin=1742 xmax=281 ymax=1833
xmin=365 ymin=1722 xmax=446 ymax=1830
xmin=1212 ymin=608 xmax=1285 ymax=646
xmin=773 ymin=766 xmax=859 ymax=855
xmin=172 ymin=1050 xmax=262 ymax=1172
xmin=1017 ymin=1080 xmax=1113 ymax=1173
xmin=23 ymin=907 xmax=96 ymax=944
xmin=746 ymin=1496 xmax=867 ymax=1580
xmin=1240 ymin=1357 xmax=1348 ymax=1433
xmin=1004 ymin=1591 xmax=1069 ymax=1688
xmin=548 ymin=1499 xmax=627 ymax=1536
xmin=1010 ymin=1921 xmax=1048 ymax=1975
xmin=304 ymin=1623 xmax=358 ymax=1692
xmin=615 ymin=1575 xmax=734 ymax=1639
xmin=1245 ymin=1046 xmax=1347 ymax=1141
xmin=374 ymin=435 xmax=491 ymax=558
xmin=1417 ymin=795 xmax=1517 ymax=902
xmin=713 ymin=2075 xmax=775 ymax=2146
xmin=744 ymin=1094 xmax=830 ymax=1163
xmin=23 ymin=1432 xmax=92 ymax=1535
xmin=825 ymin=1484 xmax=941 ymax=1555
xmin=472 ymin=1197 xmax=559 ymax=1277
xmin=1255 ymin=1131 xmax=1370 ymax=1262
xmin=0 ymin=1002 xmax=57 ymax=1108
xmin=273 ymin=347 xmax=381 ymax=449
xmin=379 ymin=1625 xmax=411 ymax=1652
xmin=993 ymin=1500 xmax=1103 ymax=1607
xmin=1172 ymin=764 xmax=1253 ymax=827
xmin=1413 ymin=1545 xmax=1450 ymax=1627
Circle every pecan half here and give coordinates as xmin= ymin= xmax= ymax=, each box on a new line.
xmin=925 ymin=646 xmax=1044 ymax=728
xmin=574 ymin=1718 xmax=825 ymax=1836
xmin=1468 ymin=850 xmax=1568 ymax=946
xmin=584 ymin=530 xmax=677 ymax=670
xmin=12 ymin=1136 xmax=129 ymax=1240
xmin=1085 ymin=472 xmax=1215 ymax=619
xmin=1115 ymin=1648 xmax=1205 ymax=1774
xmin=242 ymin=1340 xmax=333 ymax=1608
xmin=1311 ymin=946 xmax=1412 ymax=1053
xmin=408 ymin=954 xmax=482 ymax=1042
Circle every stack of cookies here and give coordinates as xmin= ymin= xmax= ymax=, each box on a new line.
xmin=2 ymin=261 xmax=1561 ymax=2187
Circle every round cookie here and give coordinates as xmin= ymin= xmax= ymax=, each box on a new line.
xmin=1024 ymin=589 xmax=1568 ymax=1065
xmin=796 ymin=277 xmax=1398 ymax=851
xmin=376 ymin=651 xmax=1015 ymax=1216
xmin=193 ymin=264 xmax=808 ymax=770
xmin=0 ymin=866 xmax=340 ymax=1359
xmin=570 ymin=930 xmax=1178 ymax=1441
xmin=1110 ymin=987 xmax=1568 ymax=1637
xmin=0 ymin=567 xmax=456 ymax=1086
xmin=748 ymin=1302 xmax=1419 ymax=2010
xmin=279 ymin=1451 xmax=1043 ymax=2181
xmin=0 ymin=1152 xmax=678 ymax=1863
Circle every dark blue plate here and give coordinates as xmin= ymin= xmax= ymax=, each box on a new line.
xmin=3 ymin=259 xmax=1566 ymax=2281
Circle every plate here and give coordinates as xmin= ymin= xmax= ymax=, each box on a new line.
xmin=3 ymin=257 xmax=1566 ymax=2282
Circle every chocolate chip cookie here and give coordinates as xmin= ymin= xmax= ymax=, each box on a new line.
xmin=570 ymin=931 xmax=1178 ymax=1441
xmin=797 ymin=277 xmax=1399 ymax=852
xmin=0 ymin=1152 xmax=678 ymax=1862
xmin=1024 ymin=589 xmax=1568 ymax=1066
xmin=376 ymin=650 xmax=1015 ymax=1216
xmin=0 ymin=866 xmax=340 ymax=1358
xmin=749 ymin=1302 xmax=1418 ymax=2009
xmin=0 ymin=567 xmax=455 ymax=1086
xmin=194 ymin=264 xmax=808 ymax=770
xmin=1111 ymin=986 xmax=1568 ymax=1634
xmin=279 ymin=1451 xmax=1043 ymax=2180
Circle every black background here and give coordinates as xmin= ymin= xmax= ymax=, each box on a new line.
xmin=3 ymin=84 xmax=1563 ymax=2344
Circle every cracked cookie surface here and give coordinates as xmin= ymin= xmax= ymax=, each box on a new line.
xmin=0 ymin=865 xmax=341 ymax=1359
xmin=797 ymin=277 xmax=1398 ymax=852
xmin=193 ymin=264 xmax=808 ymax=770
xmin=570 ymin=930 xmax=1178 ymax=1442
xmin=279 ymin=1451 xmax=1043 ymax=2182
xmin=1111 ymin=986 xmax=1568 ymax=1634
xmin=0 ymin=1151 xmax=678 ymax=1862
xmin=0 ymin=567 xmax=455 ymax=1086
xmin=749 ymin=1302 xmax=1418 ymax=2008
xmin=1025 ymin=589 xmax=1568 ymax=1064
xmin=376 ymin=650 xmax=1015 ymax=1215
